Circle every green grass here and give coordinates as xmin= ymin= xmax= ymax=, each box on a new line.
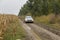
xmin=3 ymin=23 xmax=26 ymax=40
xmin=49 ymin=23 xmax=60 ymax=30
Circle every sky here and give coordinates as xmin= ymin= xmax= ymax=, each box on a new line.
xmin=0 ymin=0 xmax=28 ymax=15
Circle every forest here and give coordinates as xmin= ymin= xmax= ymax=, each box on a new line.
xmin=19 ymin=0 xmax=60 ymax=16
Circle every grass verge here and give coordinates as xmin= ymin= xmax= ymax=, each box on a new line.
xmin=35 ymin=14 xmax=60 ymax=30
xmin=0 ymin=14 xmax=26 ymax=40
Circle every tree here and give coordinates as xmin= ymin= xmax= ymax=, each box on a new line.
xmin=18 ymin=0 xmax=60 ymax=16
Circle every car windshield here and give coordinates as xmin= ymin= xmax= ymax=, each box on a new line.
xmin=26 ymin=16 xmax=32 ymax=18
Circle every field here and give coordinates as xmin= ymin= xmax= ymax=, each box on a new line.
xmin=35 ymin=14 xmax=60 ymax=30
xmin=0 ymin=14 xmax=26 ymax=40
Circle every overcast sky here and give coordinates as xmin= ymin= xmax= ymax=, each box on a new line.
xmin=0 ymin=0 xmax=28 ymax=15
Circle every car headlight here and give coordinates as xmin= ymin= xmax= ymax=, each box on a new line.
xmin=25 ymin=19 xmax=28 ymax=21
xmin=32 ymin=19 xmax=34 ymax=21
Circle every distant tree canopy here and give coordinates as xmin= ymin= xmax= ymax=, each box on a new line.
xmin=18 ymin=0 xmax=60 ymax=16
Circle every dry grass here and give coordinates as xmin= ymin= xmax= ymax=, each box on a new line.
xmin=35 ymin=14 xmax=60 ymax=30
xmin=35 ymin=14 xmax=54 ymax=24
xmin=0 ymin=14 xmax=26 ymax=40
xmin=35 ymin=14 xmax=60 ymax=24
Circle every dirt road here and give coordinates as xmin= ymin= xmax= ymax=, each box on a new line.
xmin=20 ymin=20 xmax=60 ymax=40
xmin=20 ymin=20 xmax=42 ymax=40
xmin=28 ymin=23 xmax=60 ymax=40
xmin=35 ymin=23 xmax=60 ymax=36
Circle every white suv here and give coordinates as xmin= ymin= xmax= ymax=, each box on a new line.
xmin=24 ymin=16 xmax=34 ymax=23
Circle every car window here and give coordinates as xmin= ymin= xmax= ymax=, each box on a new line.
xmin=26 ymin=16 xmax=32 ymax=18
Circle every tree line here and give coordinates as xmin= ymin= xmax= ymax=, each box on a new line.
xmin=18 ymin=0 xmax=60 ymax=16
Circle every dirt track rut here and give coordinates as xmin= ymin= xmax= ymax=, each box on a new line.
xmin=28 ymin=24 xmax=60 ymax=40
xmin=20 ymin=20 xmax=41 ymax=40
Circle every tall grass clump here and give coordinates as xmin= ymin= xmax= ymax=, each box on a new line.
xmin=35 ymin=14 xmax=60 ymax=24
xmin=35 ymin=14 xmax=54 ymax=24
xmin=35 ymin=14 xmax=60 ymax=30
xmin=0 ymin=14 xmax=26 ymax=40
